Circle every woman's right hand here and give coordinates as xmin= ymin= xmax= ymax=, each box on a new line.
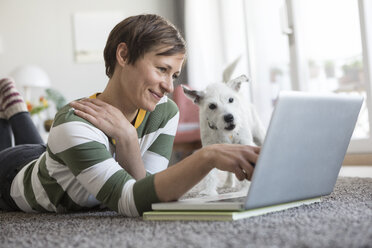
xmin=154 ymin=144 xmax=260 ymax=202
xmin=200 ymin=144 xmax=260 ymax=181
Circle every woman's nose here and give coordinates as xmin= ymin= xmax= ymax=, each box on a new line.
xmin=161 ymin=76 xmax=174 ymax=94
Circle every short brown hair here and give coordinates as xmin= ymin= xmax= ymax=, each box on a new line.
xmin=104 ymin=14 xmax=186 ymax=78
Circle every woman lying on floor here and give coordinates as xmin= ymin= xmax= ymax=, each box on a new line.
xmin=0 ymin=14 xmax=259 ymax=216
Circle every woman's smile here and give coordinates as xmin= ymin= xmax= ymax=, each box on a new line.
xmin=149 ymin=89 xmax=163 ymax=101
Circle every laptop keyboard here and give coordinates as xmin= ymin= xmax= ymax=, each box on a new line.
xmin=210 ymin=196 xmax=246 ymax=203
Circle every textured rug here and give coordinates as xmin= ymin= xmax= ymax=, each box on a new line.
xmin=1 ymin=177 xmax=371 ymax=248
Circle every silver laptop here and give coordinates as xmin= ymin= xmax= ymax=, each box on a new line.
xmin=152 ymin=91 xmax=363 ymax=212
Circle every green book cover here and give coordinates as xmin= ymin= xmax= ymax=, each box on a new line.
xmin=143 ymin=197 xmax=321 ymax=221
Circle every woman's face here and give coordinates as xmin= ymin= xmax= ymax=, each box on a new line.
xmin=120 ymin=47 xmax=185 ymax=112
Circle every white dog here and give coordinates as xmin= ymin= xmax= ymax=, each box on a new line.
xmin=182 ymin=75 xmax=266 ymax=195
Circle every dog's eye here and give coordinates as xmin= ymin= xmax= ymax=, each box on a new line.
xmin=229 ymin=98 xmax=234 ymax=103
xmin=209 ymin=103 xmax=217 ymax=110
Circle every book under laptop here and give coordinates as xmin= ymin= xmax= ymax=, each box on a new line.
xmin=144 ymin=91 xmax=363 ymax=221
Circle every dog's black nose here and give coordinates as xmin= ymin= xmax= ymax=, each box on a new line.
xmin=224 ymin=114 xmax=234 ymax=123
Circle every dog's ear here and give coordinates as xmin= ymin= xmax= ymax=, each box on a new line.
xmin=182 ymin=85 xmax=205 ymax=105
xmin=223 ymin=56 xmax=241 ymax=82
xmin=227 ymin=74 xmax=250 ymax=92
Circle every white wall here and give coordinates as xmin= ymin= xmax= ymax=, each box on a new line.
xmin=0 ymin=0 xmax=176 ymax=102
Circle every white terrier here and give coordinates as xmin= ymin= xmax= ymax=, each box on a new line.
xmin=182 ymin=75 xmax=266 ymax=195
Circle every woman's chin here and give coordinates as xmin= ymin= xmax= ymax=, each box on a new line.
xmin=142 ymin=103 xmax=157 ymax=112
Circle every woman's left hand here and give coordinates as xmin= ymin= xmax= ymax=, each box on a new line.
xmin=70 ymin=98 xmax=136 ymax=141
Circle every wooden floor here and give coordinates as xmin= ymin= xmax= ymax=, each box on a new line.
xmin=341 ymin=153 xmax=372 ymax=178
xmin=343 ymin=153 xmax=372 ymax=165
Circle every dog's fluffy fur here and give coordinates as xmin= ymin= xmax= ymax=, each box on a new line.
xmin=183 ymin=75 xmax=265 ymax=195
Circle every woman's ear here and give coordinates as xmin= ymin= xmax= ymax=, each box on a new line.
xmin=116 ymin=42 xmax=128 ymax=67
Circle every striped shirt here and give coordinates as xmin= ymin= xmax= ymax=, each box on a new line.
xmin=10 ymin=96 xmax=179 ymax=216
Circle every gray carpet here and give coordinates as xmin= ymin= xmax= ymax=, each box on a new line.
xmin=1 ymin=177 xmax=371 ymax=248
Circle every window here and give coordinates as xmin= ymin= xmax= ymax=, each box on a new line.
xmin=285 ymin=0 xmax=372 ymax=152
xmin=246 ymin=0 xmax=372 ymax=153
xmin=292 ymin=0 xmax=369 ymax=140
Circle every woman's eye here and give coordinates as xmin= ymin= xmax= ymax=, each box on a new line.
xmin=209 ymin=103 xmax=217 ymax=110
xmin=158 ymin=67 xmax=167 ymax=73
xmin=229 ymin=98 xmax=234 ymax=103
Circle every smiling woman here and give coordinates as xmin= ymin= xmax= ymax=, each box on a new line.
xmin=0 ymin=14 xmax=259 ymax=217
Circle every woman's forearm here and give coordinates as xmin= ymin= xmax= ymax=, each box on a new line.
xmin=153 ymin=144 xmax=260 ymax=202
xmin=154 ymin=148 xmax=213 ymax=202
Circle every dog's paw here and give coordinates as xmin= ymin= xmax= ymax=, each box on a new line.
xmin=223 ymin=173 xmax=236 ymax=188
xmin=199 ymin=189 xmax=218 ymax=196
xmin=223 ymin=180 xmax=236 ymax=188
xmin=240 ymin=180 xmax=251 ymax=190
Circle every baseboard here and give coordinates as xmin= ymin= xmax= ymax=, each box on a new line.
xmin=343 ymin=153 xmax=372 ymax=165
